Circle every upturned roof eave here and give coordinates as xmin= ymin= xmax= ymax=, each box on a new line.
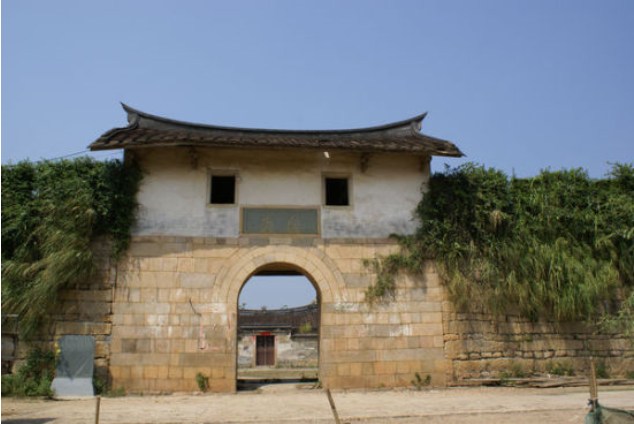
xmin=88 ymin=104 xmax=464 ymax=157
xmin=121 ymin=102 xmax=428 ymax=136
xmin=89 ymin=138 xmax=464 ymax=157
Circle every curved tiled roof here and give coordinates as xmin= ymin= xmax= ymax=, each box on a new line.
xmin=89 ymin=103 xmax=463 ymax=157
xmin=238 ymin=303 xmax=319 ymax=331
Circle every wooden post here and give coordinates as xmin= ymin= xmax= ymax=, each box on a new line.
xmin=325 ymin=388 xmax=341 ymax=424
xmin=589 ymin=357 xmax=598 ymax=410
xmin=95 ymin=395 xmax=101 ymax=424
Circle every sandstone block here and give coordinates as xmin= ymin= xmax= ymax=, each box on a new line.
xmin=140 ymin=288 xmax=158 ymax=302
xmin=349 ymin=362 xmax=362 ymax=376
xmin=411 ymin=323 xmax=443 ymax=336
xmin=130 ymin=366 xmax=144 ymax=379
xmin=211 ymin=366 xmax=226 ymax=379
xmin=337 ymin=363 xmax=351 ymax=376
xmin=128 ymin=243 xmax=163 ymax=257
xmin=143 ymin=366 xmax=159 ymax=379
xmin=111 ymin=353 xmax=171 ymax=366
xmin=56 ymin=321 xmax=111 ymax=335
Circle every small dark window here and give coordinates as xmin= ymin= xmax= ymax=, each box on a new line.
xmin=325 ymin=178 xmax=349 ymax=206
xmin=210 ymin=175 xmax=236 ymax=204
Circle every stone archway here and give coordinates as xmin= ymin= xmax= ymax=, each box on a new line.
xmin=109 ymin=237 xmax=448 ymax=393
xmin=215 ymin=245 xmax=346 ymax=306
xmin=215 ymin=245 xmax=347 ymax=391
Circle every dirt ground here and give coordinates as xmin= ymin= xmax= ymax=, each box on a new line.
xmin=2 ymin=384 xmax=633 ymax=424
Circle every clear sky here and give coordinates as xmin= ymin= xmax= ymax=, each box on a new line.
xmin=3 ymin=1 xmax=634 ymax=307
xmin=3 ymin=0 xmax=633 ymax=176
xmin=239 ymin=276 xmax=317 ymax=309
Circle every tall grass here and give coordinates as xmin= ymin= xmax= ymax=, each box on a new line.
xmin=370 ymin=163 xmax=634 ymax=328
xmin=2 ymin=158 xmax=141 ymax=337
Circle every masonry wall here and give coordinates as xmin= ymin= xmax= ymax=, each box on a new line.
xmin=12 ymin=144 xmax=633 ymax=394
xmin=11 ymin=239 xmax=633 ymax=394
xmin=107 ymin=235 xmax=446 ymax=393
xmin=9 ymin=241 xmax=115 ymax=383
xmin=443 ymin=310 xmax=634 ymax=380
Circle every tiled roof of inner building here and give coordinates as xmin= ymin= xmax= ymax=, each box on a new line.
xmin=89 ymin=103 xmax=464 ymax=157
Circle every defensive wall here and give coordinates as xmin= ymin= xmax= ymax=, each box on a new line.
xmin=7 ymin=236 xmax=633 ymax=393
xmin=5 ymin=107 xmax=632 ymax=393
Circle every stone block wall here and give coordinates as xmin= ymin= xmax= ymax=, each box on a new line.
xmin=10 ymin=241 xmax=115 ymax=383
xmin=443 ymin=310 xmax=634 ymax=380
xmin=107 ymin=235 xmax=446 ymax=393
xmin=13 ymin=236 xmax=630 ymax=394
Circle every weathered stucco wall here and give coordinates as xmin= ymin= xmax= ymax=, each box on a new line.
xmin=237 ymin=333 xmax=319 ymax=368
xmin=131 ymin=148 xmax=428 ymax=239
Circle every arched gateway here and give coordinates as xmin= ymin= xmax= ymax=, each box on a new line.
xmin=220 ymin=246 xmax=344 ymax=390
xmin=96 ymin=105 xmax=460 ymax=393
xmin=218 ymin=245 xmax=344 ymax=306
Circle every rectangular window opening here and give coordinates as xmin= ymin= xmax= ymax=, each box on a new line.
xmin=210 ymin=175 xmax=236 ymax=204
xmin=325 ymin=177 xmax=349 ymax=206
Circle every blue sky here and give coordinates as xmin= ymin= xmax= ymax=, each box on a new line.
xmin=3 ymin=0 xmax=633 ymax=176
xmin=3 ymin=1 xmax=634 ymax=307
xmin=239 ymin=276 xmax=317 ymax=309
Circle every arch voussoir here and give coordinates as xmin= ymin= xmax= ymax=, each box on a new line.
xmin=216 ymin=245 xmax=345 ymax=305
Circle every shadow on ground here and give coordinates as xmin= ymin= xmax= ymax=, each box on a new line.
xmin=237 ymin=378 xmax=318 ymax=391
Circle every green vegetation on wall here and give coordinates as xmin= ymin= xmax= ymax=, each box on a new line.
xmin=2 ymin=157 xmax=142 ymax=338
xmin=1 ymin=346 xmax=56 ymax=397
xmin=367 ymin=163 xmax=634 ymax=330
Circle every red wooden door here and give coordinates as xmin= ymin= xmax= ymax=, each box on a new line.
xmin=256 ymin=335 xmax=275 ymax=366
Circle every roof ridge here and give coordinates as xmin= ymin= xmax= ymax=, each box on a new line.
xmin=121 ymin=103 xmax=428 ymax=136
xmin=89 ymin=104 xmax=463 ymax=157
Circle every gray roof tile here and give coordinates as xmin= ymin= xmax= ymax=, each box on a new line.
xmin=89 ymin=103 xmax=463 ymax=157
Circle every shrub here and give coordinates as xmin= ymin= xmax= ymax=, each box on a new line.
xmin=546 ymin=360 xmax=575 ymax=376
xmin=195 ymin=372 xmax=209 ymax=392
xmin=411 ymin=372 xmax=432 ymax=390
xmin=595 ymin=360 xmax=609 ymax=379
xmin=298 ymin=322 xmax=313 ymax=334
xmin=366 ymin=163 xmax=634 ymax=330
xmin=1 ymin=347 xmax=56 ymax=397
xmin=93 ymin=376 xmax=126 ymax=397
xmin=499 ymin=361 xmax=528 ymax=379
xmin=2 ymin=158 xmax=141 ymax=338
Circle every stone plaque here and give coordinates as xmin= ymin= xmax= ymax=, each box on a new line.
xmin=242 ymin=208 xmax=319 ymax=235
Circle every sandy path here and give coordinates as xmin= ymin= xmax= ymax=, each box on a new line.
xmin=2 ymin=385 xmax=633 ymax=424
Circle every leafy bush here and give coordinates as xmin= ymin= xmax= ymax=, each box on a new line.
xmin=1 ymin=347 xmax=56 ymax=397
xmin=195 ymin=372 xmax=209 ymax=392
xmin=595 ymin=360 xmax=610 ymax=379
xmin=298 ymin=322 xmax=313 ymax=334
xmin=93 ymin=376 xmax=126 ymax=397
xmin=367 ymin=163 xmax=634 ymax=328
xmin=546 ymin=360 xmax=575 ymax=376
xmin=499 ymin=361 xmax=528 ymax=379
xmin=1 ymin=158 xmax=141 ymax=337
xmin=93 ymin=375 xmax=108 ymax=395
xmin=411 ymin=372 xmax=431 ymax=390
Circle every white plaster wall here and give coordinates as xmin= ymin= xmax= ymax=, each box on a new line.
xmin=131 ymin=147 xmax=428 ymax=239
xmin=237 ymin=334 xmax=255 ymax=367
